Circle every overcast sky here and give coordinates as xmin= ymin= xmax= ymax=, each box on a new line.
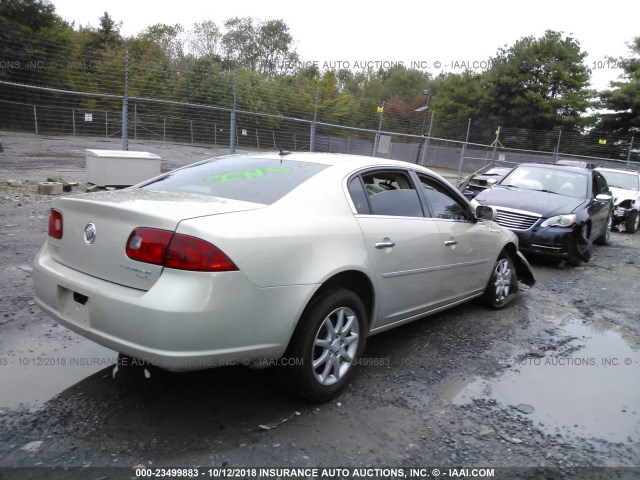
xmin=50 ymin=0 xmax=638 ymax=91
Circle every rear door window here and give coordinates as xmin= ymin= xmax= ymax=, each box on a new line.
xmin=356 ymin=171 xmax=424 ymax=217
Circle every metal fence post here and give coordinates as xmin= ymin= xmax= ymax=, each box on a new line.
xmin=105 ymin=111 xmax=108 ymax=138
xmin=256 ymin=129 xmax=260 ymax=149
xmin=190 ymin=121 xmax=194 ymax=144
xmin=310 ymin=87 xmax=319 ymax=152
xmin=230 ymin=68 xmax=238 ymax=154
xmin=33 ymin=105 xmax=38 ymax=134
xmin=420 ymin=111 xmax=435 ymax=165
xmin=134 ymin=103 xmax=137 ymax=140
xmin=122 ymin=50 xmax=129 ymax=150
xmin=163 ymin=117 xmax=166 ymax=141
xmin=457 ymin=118 xmax=472 ymax=184
xmin=72 ymin=109 xmax=76 ymax=136
xmin=491 ymin=126 xmax=502 ymax=162
xmin=373 ymin=101 xmax=385 ymax=157
xmin=554 ymin=128 xmax=562 ymax=162
xmin=627 ymin=136 xmax=635 ymax=167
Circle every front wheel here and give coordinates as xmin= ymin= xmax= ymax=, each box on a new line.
xmin=625 ymin=211 xmax=639 ymax=234
xmin=483 ymin=253 xmax=518 ymax=309
xmin=278 ymin=288 xmax=367 ymax=402
xmin=594 ymin=214 xmax=612 ymax=245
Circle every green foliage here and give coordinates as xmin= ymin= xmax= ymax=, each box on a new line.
xmin=430 ymin=71 xmax=486 ymax=119
xmin=597 ymin=37 xmax=640 ymax=136
xmin=0 ymin=0 xmax=74 ymax=84
xmin=482 ymin=30 xmax=594 ymax=132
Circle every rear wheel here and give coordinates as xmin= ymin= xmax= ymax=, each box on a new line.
xmin=483 ymin=253 xmax=518 ymax=309
xmin=625 ymin=211 xmax=639 ymax=234
xmin=279 ymin=288 xmax=367 ymax=402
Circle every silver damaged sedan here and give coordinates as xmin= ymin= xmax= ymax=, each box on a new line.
xmin=34 ymin=153 xmax=535 ymax=401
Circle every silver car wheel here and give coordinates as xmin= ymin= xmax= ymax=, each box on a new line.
xmin=493 ymin=258 xmax=512 ymax=304
xmin=312 ymin=307 xmax=360 ymax=386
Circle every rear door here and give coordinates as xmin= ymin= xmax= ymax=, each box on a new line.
xmin=348 ymin=169 xmax=444 ymax=328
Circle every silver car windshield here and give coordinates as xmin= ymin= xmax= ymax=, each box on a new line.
xmin=501 ymin=166 xmax=589 ymax=198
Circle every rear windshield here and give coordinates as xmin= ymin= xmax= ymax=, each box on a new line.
xmin=141 ymin=156 xmax=328 ymax=205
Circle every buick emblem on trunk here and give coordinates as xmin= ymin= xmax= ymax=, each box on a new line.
xmin=84 ymin=223 xmax=96 ymax=244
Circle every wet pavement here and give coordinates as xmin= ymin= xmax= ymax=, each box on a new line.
xmin=0 ymin=332 xmax=116 ymax=412
xmin=452 ymin=318 xmax=640 ymax=443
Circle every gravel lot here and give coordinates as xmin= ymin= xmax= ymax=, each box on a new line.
xmin=0 ymin=131 xmax=234 ymax=183
xmin=0 ymin=174 xmax=639 ymax=479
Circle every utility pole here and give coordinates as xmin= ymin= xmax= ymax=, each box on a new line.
xmin=310 ymin=88 xmax=319 ymax=152
xmin=230 ymin=68 xmax=238 ymax=154
xmin=122 ymin=51 xmax=129 ymax=150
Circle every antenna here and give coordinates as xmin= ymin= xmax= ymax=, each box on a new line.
xmin=277 ymin=145 xmax=291 ymax=156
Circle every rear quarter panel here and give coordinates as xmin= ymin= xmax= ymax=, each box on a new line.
xmin=175 ymin=168 xmax=371 ymax=289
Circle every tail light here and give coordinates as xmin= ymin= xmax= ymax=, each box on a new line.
xmin=126 ymin=227 xmax=238 ymax=272
xmin=48 ymin=208 xmax=63 ymax=239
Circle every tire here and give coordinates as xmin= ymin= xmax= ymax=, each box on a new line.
xmin=625 ymin=211 xmax=639 ymax=234
xmin=594 ymin=214 xmax=612 ymax=245
xmin=483 ymin=253 xmax=518 ymax=309
xmin=278 ymin=288 xmax=367 ymax=402
xmin=568 ymin=223 xmax=590 ymax=265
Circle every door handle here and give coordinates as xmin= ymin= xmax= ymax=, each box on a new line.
xmin=444 ymin=240 xmax=458 ymax=247
xmin=375 ymin=240 xmax=396 ymax=249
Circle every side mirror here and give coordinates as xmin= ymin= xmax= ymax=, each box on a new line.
xmin=475 ymin=205 xmax=497 ymax=221
xmin=595 ymin=193 xmax=612 ymax=202
xmin=486 ymin=178 xmax=498 ymax=186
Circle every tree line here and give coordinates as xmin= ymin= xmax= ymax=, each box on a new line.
xmin=0 ymin=0 xmax=638 ymax=157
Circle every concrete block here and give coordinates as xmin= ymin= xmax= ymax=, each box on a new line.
xmin=37 ymin=182 xmax=63 ymax=195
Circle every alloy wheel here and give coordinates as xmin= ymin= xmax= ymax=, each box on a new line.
xmin=312 ymin=307 xmax=360 ymax=386
xmin=493 ymin=258 xmax=512 ymax=304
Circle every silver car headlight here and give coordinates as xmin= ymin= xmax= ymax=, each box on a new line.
xmin=540 ymin=214 xmax=577 ymax=228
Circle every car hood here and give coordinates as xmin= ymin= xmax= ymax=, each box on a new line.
xmin=476 ymin=186 xmax=586 ymax=216
xmin=610 ymin=186 xmax=639 ymax=205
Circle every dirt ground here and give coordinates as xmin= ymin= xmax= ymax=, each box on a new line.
xmin=0 ymin=179 xmax=639 ymax=479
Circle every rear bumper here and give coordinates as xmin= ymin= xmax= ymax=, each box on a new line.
xmin=33 ymin=243 xmax=316 ymax=371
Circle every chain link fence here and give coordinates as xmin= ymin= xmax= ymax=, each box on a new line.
xmin=0 ymin=79 xmax=637 ymax=187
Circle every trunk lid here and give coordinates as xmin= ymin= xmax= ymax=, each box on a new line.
xmin=48 ymin=189 xmax=263 ymax=290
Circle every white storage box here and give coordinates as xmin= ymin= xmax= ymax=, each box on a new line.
xmin=85 ymin=149 xmax=162 ymax=187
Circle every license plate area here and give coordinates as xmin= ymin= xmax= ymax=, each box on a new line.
xmin=58 ymin=286 xmax=91 ymax=327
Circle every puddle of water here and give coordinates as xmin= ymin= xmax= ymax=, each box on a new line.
xmin=451 ymin=320 xmax=640 ymax=442
xmin=0 ymin=340 xmax=117 ymax=411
